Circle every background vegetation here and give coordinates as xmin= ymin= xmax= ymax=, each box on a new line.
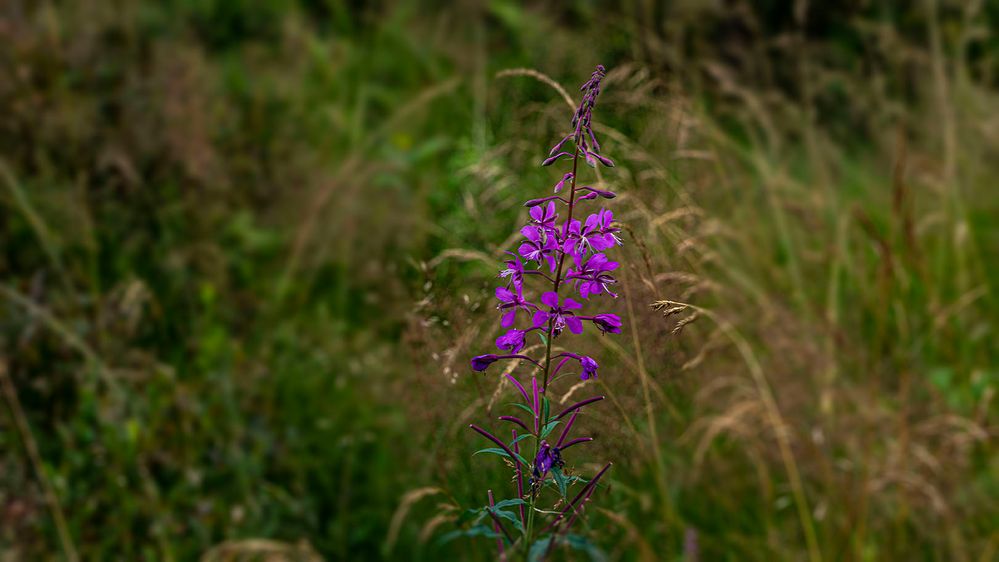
xmin=1 ymin=1 xmax=996 ymax=560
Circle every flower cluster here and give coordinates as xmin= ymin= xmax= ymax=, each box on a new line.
xmin=460 ymin=65 xmax=623 ymax=559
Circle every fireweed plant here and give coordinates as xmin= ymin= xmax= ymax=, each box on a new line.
xmin=460 ymin=66 xmax=623 ymax=560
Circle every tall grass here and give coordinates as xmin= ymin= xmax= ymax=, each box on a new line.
xmin=1 ymin=1 xmax=995 ymax=560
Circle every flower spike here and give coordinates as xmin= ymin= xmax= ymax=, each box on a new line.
xmin=461 ymin=65 xmax=622 ymax=556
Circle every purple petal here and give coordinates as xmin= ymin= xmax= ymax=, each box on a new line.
xmin=501 ymin=308 xmax=517 ymax=327
xmin=521 ymin=225 xmax=541 ymax=243
xmin=532 ymin=310 xmax=549 ymax=328
xmin=471 ymin=354 xmax=499 ymax=371
xmin=495 ymin=286 xmax=514 ymax=303
xmin=540 ymin=291 xmax=559 ymax=308
xmin=566 ymin=317 xmax=584 ymax=334
xmin=544 ymin=201 xmax=556 ymax=221
xmin=563 ymin=297 xmax=582 ymax=310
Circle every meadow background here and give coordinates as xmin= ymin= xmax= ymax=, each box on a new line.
xmin=1 ymin=1 xmax=997 ymax=560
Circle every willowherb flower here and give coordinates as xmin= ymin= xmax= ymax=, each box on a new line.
xmin=454 ymin=65 xmax=625 ymax=559
xmin=532 ymin=291 xmax=584 ymax=336
xmin=566 ymin=252 xmax=620 ymax=298
xmin=495 ymin=285 xmax=536 ymax=327
xmin=589 ymin=312 xmax=623 ymax=334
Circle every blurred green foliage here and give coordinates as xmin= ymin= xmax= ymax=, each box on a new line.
xmin=1 ymin=1 xmax=997 ymax=561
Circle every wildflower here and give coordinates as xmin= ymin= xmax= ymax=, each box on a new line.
xmin=498 ymin=252 xmax=525 ymax=290
xmin=535 ymin=440 xmax=555 ymax=475
xmin=567 ymin=253 xmax=619 ymax=298
xmin=495 ymin=285 xmax=534 ymax=327
xmin=518 ymin=226 xmax=559 ymax=272
xmin=532 ymin=291 xmax=583 ymax=336
xmin=529 ymin=201 xmax=559 ymax=234
xmin=495 ymin=329 xmax=526 ymax=353
xmin=550 ymin=352 xmax=601 ymax=380
xmin=471 ymin=354 xmax=499 ymax=372
xmin=587 ymin=209 xmax=622 ymax=250
xmin=589 ymin=313 xmax=623 ymax=334
xmin=463 ymin=65 xmax=622 ymax=556
xmin=471 ymin=353 xmax=541 ymax=372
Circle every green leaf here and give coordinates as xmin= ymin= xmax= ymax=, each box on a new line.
xmin=491 ymin=498 xmax=527 ymax=510
xmin=473 ymin=447 xmax=529 ymax=467
xmin=542 ymin=396 xmax=550 ymax=423
xmin=510 ymin=433 xmax=534 ymax=447
xmin=552 ymin=465 xmax=568 ymax=497
xmin=540 ymin=420 xmax=560 ymax=439
xmin=538 ymin=332 xmax=549 ymax=346
xmin=487 ymin=507 xmax=525 ymax=532
xmin=508 ymin=402 xmax=536 ymax=417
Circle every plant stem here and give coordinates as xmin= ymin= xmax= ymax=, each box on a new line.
xmin=526 ymin=144 xmax=582 ymax=559
xmin=541 ymin=145 xmax=582 ymax=392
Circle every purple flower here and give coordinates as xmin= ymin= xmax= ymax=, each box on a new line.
xmin=495 ymin=329 xmax=526 ymax=353
xmin=561 ymin=219 xmax=590 ymax=258
xmin=499 ymin=253 xmax=526 ymax=290
xmin=464 ymin=67 xmax=624 ymax=554
xmin=562 ymin=209 xmax=621 ymax=259
xmin=495 ymin=285 xmax=534 ymax=327
xmin=587 ymin=209 xmax=622 ymax=251
xmin=532 ymin=291 xmax=583 ymax=336
xmin=517 ymin=226 xmax=558 ymax=272
xmin=471 ymin=354 xmax=500 ymax=371
xmin=531 ymin=440 xmax=564 ymax=485
xmin=470 ymin=353 xmax=542 ymax=372
xmin=590 ymin=313 xmax=623 ymax=334
xmin=551 ymin=352 xmax=601 ymax=380
xmin=529 ymin=201 xmax=559 ymax=233
xmin=535 ymin=440 xmax=554 ymax=475
xmin=567 ymin=253 xmax=619 ymax=298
